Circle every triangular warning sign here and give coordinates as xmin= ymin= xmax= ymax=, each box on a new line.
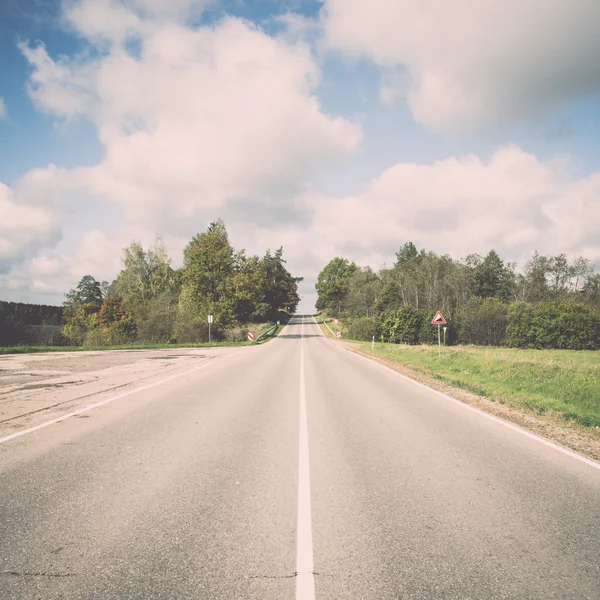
xmin=431 ymin=311 xmax=447 ymax=325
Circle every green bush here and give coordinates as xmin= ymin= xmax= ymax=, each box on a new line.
xmin=347 ymin=316 xmax=378 ymax=341
xmin=456 ymin=297 xmax=508 ymax=346
xmin=380 ymin=307 xmax=422 ymax=344
xmin=506 ymin=300 xmax=600 ymax=350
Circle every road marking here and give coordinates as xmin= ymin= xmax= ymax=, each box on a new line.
xmin=0 ymin=360 xmax=220 ymax=445
xmin=337 ymin=344 xmax=600 ymax=472
xmin=296 ymin=344 xmax=316 ymax=599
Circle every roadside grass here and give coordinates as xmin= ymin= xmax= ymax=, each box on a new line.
xmin=316 ymin=315 xmax=600 ymax=429
xmin=316 ymin=314 xmax=341 ymax=338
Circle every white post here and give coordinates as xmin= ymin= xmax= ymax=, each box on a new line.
xmin=372 ymin=335 xmax=375 ymax=350
xmin=438 ymin=324 xmax=441 ymax=357
xmin=443 ymin=326 xmax=447 ymax=346
xmin=208 ymin=321 xmax=211 ymax=343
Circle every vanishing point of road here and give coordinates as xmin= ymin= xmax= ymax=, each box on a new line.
xmin=1 ymin=316 xmax=599 ymax=599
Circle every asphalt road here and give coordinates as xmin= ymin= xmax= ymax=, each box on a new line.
xmin=1 ymin=316 xmax=599 ymax=599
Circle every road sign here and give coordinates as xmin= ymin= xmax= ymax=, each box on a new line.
xmin=208 ymin=315 xmax=213 ymax=324
xmin=431 ymin=311 xmax=447 ymax=325
xmin=336 ymin=331 xmax=341 ymax=338
xmin=333 ymin=319 xmax=339 ymax=325
xmin=248 ymin=331 xmax=254 ymax=341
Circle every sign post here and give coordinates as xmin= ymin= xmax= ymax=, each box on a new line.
xmin=247 ymin=331 xmax=255 ymax=342
xmin=208 ymin=314 xmax=213 ymax=343
xmin=431 ymin=311 xmax=447 ymax=357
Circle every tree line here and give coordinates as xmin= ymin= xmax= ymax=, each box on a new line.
xmin=316 ymin=245 xmax=600 ymax=350
xmin=0 ymin=301 xmax=63 ymax=346
xmin=0 ymin=220 xmax=302 ymax=347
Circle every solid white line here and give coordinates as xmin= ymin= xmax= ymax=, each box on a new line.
xmin=296 ymin=344 xmax=316 ymax=599
xmin=0 ymin=360 xmax=219 ymax=445
xmin=337 ymin=344 xmax=600 ymax=472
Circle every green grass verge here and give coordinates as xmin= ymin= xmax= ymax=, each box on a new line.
xmin=355 ymin=342 xmax=600 ymax=428
xmin=316 ymin=313 xmax=600 ymax=429
xmin=315 ymin=314 xmax=341 ymax=338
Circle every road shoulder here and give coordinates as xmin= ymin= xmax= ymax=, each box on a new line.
xmin=334 ymin=340 xmax=600 ymax=464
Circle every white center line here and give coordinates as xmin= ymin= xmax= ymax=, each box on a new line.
xmin=296 ymin=320 xmax=316 ymax=599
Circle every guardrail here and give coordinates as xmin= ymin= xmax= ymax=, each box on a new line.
xmin=253 ymin=323 xmax=279 ymax=343
xmin=321 ymin=317 xmax=336 ymax=337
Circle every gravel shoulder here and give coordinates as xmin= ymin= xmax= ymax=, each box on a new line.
xmin=0 ymin=348 xmax=239 ymax=438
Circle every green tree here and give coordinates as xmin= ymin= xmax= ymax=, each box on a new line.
xmin=315 ymin=257 xmax=357 ymax=315
xmin=179 ymin=219 xmax=237 ymax=330
xmin=261 ymin=248 xmax=302 ymax=319
xmin=516 ymin=252 xmax=550 ymax=302
xmin=469 ymin=250 xmax=515 ymax=301
xmin=112 ymin=240 xmax=178 ymax=341
xmin=345 ymin=267 xmax=381 ymax=318
xmin=64 ymin=275 xmax=104 ymax=310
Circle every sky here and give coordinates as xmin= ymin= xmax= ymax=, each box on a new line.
xmin=1 ymin=0 xmax=600 ymax=312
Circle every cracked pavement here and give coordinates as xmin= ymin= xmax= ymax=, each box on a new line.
xmin=1 ymin=317 xmax=599 ymax=599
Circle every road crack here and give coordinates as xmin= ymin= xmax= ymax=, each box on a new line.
xmin=1 ymin=570 xmax=76 ymax=578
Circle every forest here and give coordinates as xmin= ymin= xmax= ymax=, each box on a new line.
xmin=316 ymin=244 xmax=600 ymax=350
xmin=0 ymin=220 xmax=301 ymax=347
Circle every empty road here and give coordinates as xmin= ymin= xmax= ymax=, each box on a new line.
xmin=1 ymin=316 xmax=599 ymax=599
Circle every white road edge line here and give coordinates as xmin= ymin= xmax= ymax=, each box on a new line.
xmin=0 ymin=357 xmax=227 ymax=445
xmin=296 ymin=321 xmax=316 ymax=599
xmin=334 ymin=340 xmax=600 ymax=472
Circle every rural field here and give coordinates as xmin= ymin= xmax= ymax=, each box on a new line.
xmin=318 ymin=317 xmax=600 ymax=430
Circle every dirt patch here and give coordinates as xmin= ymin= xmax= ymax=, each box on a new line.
xmin=347 ymin=346 xmax=600 ymax=463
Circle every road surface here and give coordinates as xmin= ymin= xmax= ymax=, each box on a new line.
xmin=1 ymin=316 xmax=599 ymax=599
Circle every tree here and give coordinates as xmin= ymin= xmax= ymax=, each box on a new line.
xmin=345 ymin=267 xmax=381 ymax=318
xmin=469 ymin=250 xmax=515 ymax=301
xmin=179 ymin=219 xmax=237 ymax=329
xmin=516 ymin=252 xmax=550 ymax=302
xmin=315 ymin=257 xmax=357 ymax=315
xmin=64 ymin=275 xmax=103 ymax=309
xmin=261 ymin=248 xmax=302 ymax=319
xmin=112 ymin=240 xmax=178 ymax=341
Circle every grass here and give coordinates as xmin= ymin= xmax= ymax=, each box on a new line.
xmin=317 ymin=315 xmax=600 ymax=429
xmin=317 ymin=314 xmax=342 ymax=338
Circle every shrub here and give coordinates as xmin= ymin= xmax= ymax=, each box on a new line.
xmin=456 ymin=297 xmax=508 ymax=346
xmin=506 ymin=300 xmax=600 ymax=350
xmin=347 ymin=317 xmax=378 ymax=341
xmin=380 ymin=307 xmax=423 ymax=344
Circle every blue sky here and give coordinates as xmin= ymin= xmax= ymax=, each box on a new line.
xmin=1 ymin=0 xmax=600 ymax=308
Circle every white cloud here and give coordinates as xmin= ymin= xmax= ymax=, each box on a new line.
xmin=304 ymin=146 xmax=600 ymax=271
xmin=19 ymin=4 xmax=361 ymax=236
xmin=0 ymin=98 xmax=6 ymax=119
xmin=0 ymin=180 xmax=62 ymax=274
xmin=321 ymin=0 xmax=600 ymax=131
